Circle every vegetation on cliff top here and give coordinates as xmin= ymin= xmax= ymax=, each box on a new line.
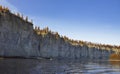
xmin=0 ymin=6 xmax=10 ymax=13
xmin=0 ymin=6 xmax=33 ymax=25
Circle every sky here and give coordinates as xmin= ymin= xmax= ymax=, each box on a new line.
xmin=0 ymin=0 xmax=120 ymax=45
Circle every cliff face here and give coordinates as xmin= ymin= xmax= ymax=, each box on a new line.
xmin=0 ymin=12 xmax=40 ymax=58
xmin=0 ymin=10 xmax=117 ymax=60
xmin=39 ymin=33 xmax=114 ymax=60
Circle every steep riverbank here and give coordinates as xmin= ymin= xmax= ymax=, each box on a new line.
xmin=0 ymin=6 xmax=119 ymax=60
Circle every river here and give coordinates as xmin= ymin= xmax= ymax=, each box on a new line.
xmin=0 ymin=58 xmax=120 ymax=74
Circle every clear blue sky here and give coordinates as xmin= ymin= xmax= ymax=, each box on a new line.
xmin=0 ymin=0 xmax=120 ymax=45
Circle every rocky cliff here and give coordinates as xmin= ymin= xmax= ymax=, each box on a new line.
xmin=0 ymin=6 xmax=119 ymax=60
xmin=38 ymin=32 xmax=114 ymax=60
xmin=0 ymin=8 xmax=40 ymax=58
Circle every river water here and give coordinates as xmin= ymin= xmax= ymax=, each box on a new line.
xmin=0 ymin=59 xmax=120 ymax=74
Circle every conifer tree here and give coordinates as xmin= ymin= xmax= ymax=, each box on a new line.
xmin=25 ymin=16 xmax=28 ymax=21
xmin=0 ymin=6 xmax=2 ymax=11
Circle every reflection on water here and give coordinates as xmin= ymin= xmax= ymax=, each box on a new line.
xmin=109 ymin=61 xmax=120 ymax=68
xmin=0 ymin=59 xmax=120 ymax=74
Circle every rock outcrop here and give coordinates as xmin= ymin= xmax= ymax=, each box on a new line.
xmin=0 ymin=9 xmax=40 ymax=58
xmin=0 ymin=6 xmax=119 ymax=60
xmin=39 ymin=32 xmax=114 ymax=60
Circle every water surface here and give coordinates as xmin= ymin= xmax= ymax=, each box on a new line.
xmin=0 ymin=59 xmax=120 ymax=74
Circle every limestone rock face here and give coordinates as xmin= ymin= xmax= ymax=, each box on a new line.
xmin=0 ymin=12 xmax=40 ymax=58
xmin=0 ymin=11 xmax=115 ymax=60
xmin=39 ymin=33 xmax=114 ymax=60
